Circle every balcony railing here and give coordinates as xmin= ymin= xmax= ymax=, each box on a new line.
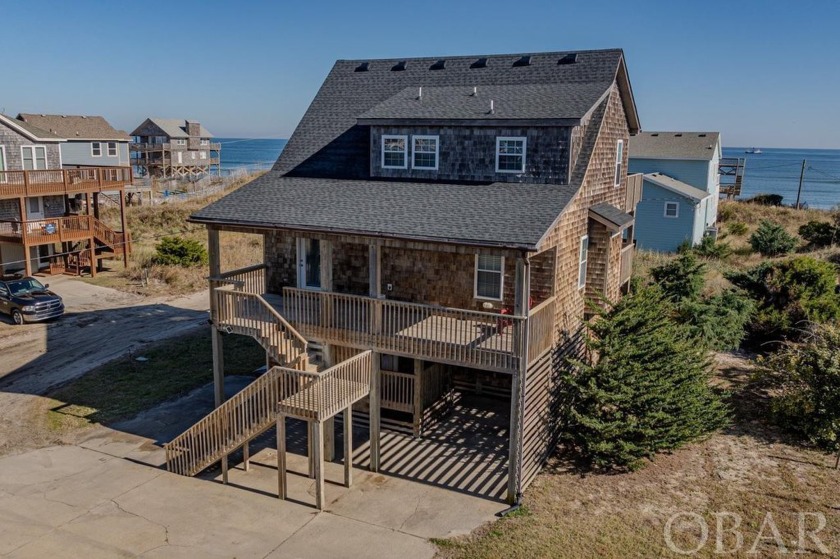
xmin=0 ymin=167 xmax=133 ymax=199
xmin=0 ymin=215 xmax=94 ymax=245
xmin=131 ymin=142 xmax=222 ymax=152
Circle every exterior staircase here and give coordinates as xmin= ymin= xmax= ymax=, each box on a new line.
xmin=91 ymin=216 xmax=132 ymax=261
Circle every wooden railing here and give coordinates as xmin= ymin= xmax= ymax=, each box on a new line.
xmin=0 ymin=167 xmax=132 ymax=199
xmin=276 ymin=350 xmax=372 ymax=422
xmin=620 ymin=244 xmax=634 ymax=285
xmin=282 ymin=287 xmax=524 ymax=373
xmin=0 ymin=215 xmax=129 ymax=251
xmin=214 ymin=287 xmax=308 ymax=366
xmin=209 ymin=263 xmax=267 ymax=295
xmin=527 ymin=296 xmax=556 ymax=363
xmin=625 ymin=173 xmax=643 ymax=212
xmin=380 ymin=370 xmax=415 ymax=413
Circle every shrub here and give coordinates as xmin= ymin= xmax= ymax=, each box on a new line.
xmin=799 ymin=220 xmax=838 ymax=248
xmin=763 ymin=325 xmax=840 ymax=453
xmin=718 ymin=203 xmax=736 ymax=222
xmin=152 ymin=236 xmax=208 ymax=267
xmin=678 ymin=289 xmax=755 ymax=351
xmin=693 ymin=235 xmax=732 ymax=259
xmin=748 ymin=193 xmax=784 ymax=206
xmin=650 ymin=253 xmax=706 ymax=301
xmin=749 ymin=220 xmax=798 ymax=256
xmin=727 ymin=221 xmax=749 ymax=236
xmin=561 ymin=287 xmax=730 ymax=471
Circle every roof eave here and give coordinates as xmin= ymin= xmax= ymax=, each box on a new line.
xmin=615 ymin=53 xmax=641 ymax=134
xmin=356 ymin=117 xmax=582 ymax=127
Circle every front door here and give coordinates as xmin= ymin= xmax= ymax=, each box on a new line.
xmin=297 ymin=238 xmax=321 ymax=290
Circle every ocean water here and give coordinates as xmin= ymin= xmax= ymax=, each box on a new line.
xmin=722 ymin=147 xmax=840 ymax=209
xmin=217 ymin=138 xmax=287 ymax=175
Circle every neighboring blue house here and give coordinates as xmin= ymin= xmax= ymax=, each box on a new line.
xmin=629 ymin=131 xmax=722 ymax=252
xmin=17 ymin=114 xmax=131 ymax=168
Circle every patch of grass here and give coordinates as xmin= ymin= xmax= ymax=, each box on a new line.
xmin=47 ymin=330 xmax=264 ymax=429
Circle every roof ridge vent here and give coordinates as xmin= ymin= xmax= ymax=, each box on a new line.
xmin=430 ymin=59 xmax=446 ymax=70
xmin=391 ymin=61 xmax=406 ymax=71
xmin=512 ymin=55 xmax=531 ymax=67
xmin=470 ymin=57 xmax=488 ymax=69
xmin=558 ymin=53 xmax=578 ymax=65
xmin=354 ymin=62 xmax=369 ymax=72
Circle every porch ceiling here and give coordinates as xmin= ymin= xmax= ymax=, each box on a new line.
xmin=190 ymin=175 xmax=577 ymax=250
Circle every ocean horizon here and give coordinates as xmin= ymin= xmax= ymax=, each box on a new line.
xmin=217 ymin=139 xmax=840 ymax=210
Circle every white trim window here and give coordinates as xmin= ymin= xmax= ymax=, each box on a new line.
xmin=91 ymin=142 xmax=102 ymax=157
xmin=475 ymin=254 xmax=504 ymax=301
xmin=200 ymin=139 xmax=210 ymax=146
xmin=21 ymin=146 xmax=47 ymax=170
xmin=199 ymin=151 xmax=207 ymax=159
xmin=381 ymin=135 xmax=408 ymax=169
xmin=174 ymin=139 xmax=187 ymax=146
xmin=0 ymin=145 xmax=6 ymax=183
xmin=614 ymin=139 xmax=624 ymax=186
xmin=495 ymin=137 xmax=526 ymax=173
xmin=664 ymin=201 xmax=679 ymax=218
xmin=578 ymin=235 xmax=589 ymax=289
xmin=412 ymin=135 xmax=439 ymax=170
xmin=107 ymin=142 xmax=118 ymax=157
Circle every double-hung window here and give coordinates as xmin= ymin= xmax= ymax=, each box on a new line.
xmin=91 ymin=142 xmax=102 ymax=157
xmin=107 ymin=142 xmax=118 ymax=157
xmin=578 ymin=235 xmax=589 ymax=289
xmin=21 ymin=146 xmax=47 ymax=170
xmin=496 ymin=137 xmax=526 ymax=173
xmin=412 ymin=135 xmax=439 ymax=170
xmin=614 ymin=139 xmax=624 ymax=186
xmin=664 ymin=201 xmax=679 ymax=218
xmin=0 ymin=145 xmax=6 ymax=182
xmin=381 ymin=135 xmax=408 ymax=169
xmin=475 ymin=254 xmax=504 ymax=301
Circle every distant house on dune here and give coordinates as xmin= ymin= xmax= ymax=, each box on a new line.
xmin=130 ymin=118 xmax=221 ymax=179
xmin=17 ymin=114 xmax=131 ymax=168
xmin=629 ymin=131 xmax=722 ymax=252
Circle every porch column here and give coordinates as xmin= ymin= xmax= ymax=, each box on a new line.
xmin=369 ymin=351 xmax=381 ymax=473
xmin=507 ymin=255 xmax=530 ymax=504
xmin=119 ymin=189 xmax=129 ymax=268
xmin=368 ymin=242 xmax=382 ymax=473
xmin=313 ymin=420 xmax=325 ymax=510
xmin=277 ymin=414 xmax=287 ymax=499
xmin=19 ymin=197 xmax=32 ymax=277
xmin=208 ymin=227 xmax=225 ymax=407
xmin=343 ymin=405 xmax=353 ymax=487
xmin=413 ymin=359 xmax=423 ymax=437
xmin=368 ymin=241 xmax=382 ymax=334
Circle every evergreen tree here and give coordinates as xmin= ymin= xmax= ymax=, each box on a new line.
xmin=562 ymin=287 xmax=730 ymax=471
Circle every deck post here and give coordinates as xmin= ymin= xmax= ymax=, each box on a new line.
xmin=324 ymin=417 xmax=335 ymax=462
xmin=242 ymin=441 xmax=250 ymax=472
xmin=314 ymin=420 xmax=325 ymax=510
xmin=221 ymin=455 xmax=229 ymax=485
xmin=369 ymin=241 xmax=382 ymax=334
xmin=277 ymin=414 xmax=287 ymax=499
xmin=19 ymin=197 xmax=32 ymax=277
xmin=343 ymin=405 xmax=353 ymax=487
xmin=308 ymin=422 xmax=316 ymax=478
xmin=208 ymin=228 xmax=225 ymax=407
xmin=413 ymin=359 xmax=423 ymax=437
xmin=369 ymin=351 xmax=381 ymax=472
xmin=507 ymin=255 xmax=530 ymax=504
xmin=119 ymin=188 xmax=129 ymax=268
xmin=320 ymin=240 xmax=333 ymax=330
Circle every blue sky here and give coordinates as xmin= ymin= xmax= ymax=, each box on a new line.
xmin=4 ymin=0 xmax=839 ymax=148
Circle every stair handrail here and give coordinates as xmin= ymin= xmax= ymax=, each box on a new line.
xmin=214 ymin=285 xmax=309 ymax=352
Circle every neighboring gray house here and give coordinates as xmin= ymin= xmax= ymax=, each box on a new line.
xmin=130 ymin=118 xmax=221 ymax=178
xmin=17 ymin=114 xmax=131 ymax=168
xmin=628 ymin=131 xmax=722 ymax=252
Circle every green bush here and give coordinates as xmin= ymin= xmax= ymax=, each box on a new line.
xmin=749 ymin=220 xmax=798 ymax=256
xmin=799 ymin=220 xmax=838 ymax=248
xmin=748 ymin=194 xmax=784 ymax=206
xmin=717 ymin=204 xmax=736 ymax=222
xmin=678 ymin=290 xmax=755 ymax=351
xmin=727 ymin=221 xmax=749 ymax=236
xmin=561 ymin=287 xmax=730 ymax=471
xmin=152 ymin=236 xmax=208 ymax=267
xmin=650 ymin=253 xmax=706 ymax=301
xmin=693 ymin=235 xmax=732 ymax=259
xmin=763 ymin=325 xmax=840 ymax=453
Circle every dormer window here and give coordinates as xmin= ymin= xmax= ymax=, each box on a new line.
xmin=495 ymin=137 xmax=526 ymax=173
xmin=382 ymin=135 xmax=408 ymax=169
xmin=412 ymin=135 xmax=439 ymax=170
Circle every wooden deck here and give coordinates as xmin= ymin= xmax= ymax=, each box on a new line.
xmin=0 ymin=167 xmax=132 ymax=200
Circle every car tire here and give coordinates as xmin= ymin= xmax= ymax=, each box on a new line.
xmin=11 ymin=310 xmax=24 ymax=325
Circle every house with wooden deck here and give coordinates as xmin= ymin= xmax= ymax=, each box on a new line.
xmin=628 ymin=131 xmax=722 ymax=252
xmin=130 ymin=118 xmax=221 ymax=178
xmin=17 ymin=113 xmax=132 ymax=168
xmin=0 ymin=114 xmax=133 ymax=276
xmin=169 ymin=49 xmax=643 ymax=509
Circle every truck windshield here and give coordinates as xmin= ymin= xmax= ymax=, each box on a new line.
xmin=7 ymin=279 xmax=47 ymax=296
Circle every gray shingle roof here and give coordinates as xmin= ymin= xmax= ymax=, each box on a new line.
xmin=589 ymin=202 xmax=634 ymax=231
xmin=644 ymin=173 xmax=711 ymax=201
xmin=275 ymin=49 xmax=638 ymax=174
xmin=190 ymin=174 xmax=577 ymax=249
xmin=630 ymin=131 xmax=721 ymax=161
xmin=133 ymin=118 xmax=213 ymax=138
xmin=18 ymin=114 xmax=130 ymax=141
xmin=357 ymin=82 xmax=610 ymax=122
xmin=0 ymin=114 xmax=62 ymax=141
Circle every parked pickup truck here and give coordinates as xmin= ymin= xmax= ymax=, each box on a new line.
xmin=0 ymin=276 xmax=65 ymax=325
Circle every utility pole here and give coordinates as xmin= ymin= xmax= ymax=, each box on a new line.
xmin=795 ymin=159 xmax=806 ymax=210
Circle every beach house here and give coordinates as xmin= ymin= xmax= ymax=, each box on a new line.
xmin=0 ymin=114 xmax=132 ymax=276
xmin=130 ymin=119 xmax=221 ymax=178
xmin=17 ymin=114 xmax=132 ymax=169
xmin=628 ymin=131 xmax=722 ymax=252
xmin=170 ymin=49 xmax=643 ymax=508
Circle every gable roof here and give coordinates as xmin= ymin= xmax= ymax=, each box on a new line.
xmin=630 ymin=131 xmax=721 ymax=161
xmin=644 ymin=172 xmax=711 ymax=202
xmin=0 ymin=114 xmax=63 ymax=142
xmin=18 ymin=114 xmax=130 ymax=141
xmin=276 ymin=49 xmax=639 ymax=174
xmin=190 ymin=176 xmax=577 ymax=250
xmin=131 ymin=118 xmax=213 ymax=138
